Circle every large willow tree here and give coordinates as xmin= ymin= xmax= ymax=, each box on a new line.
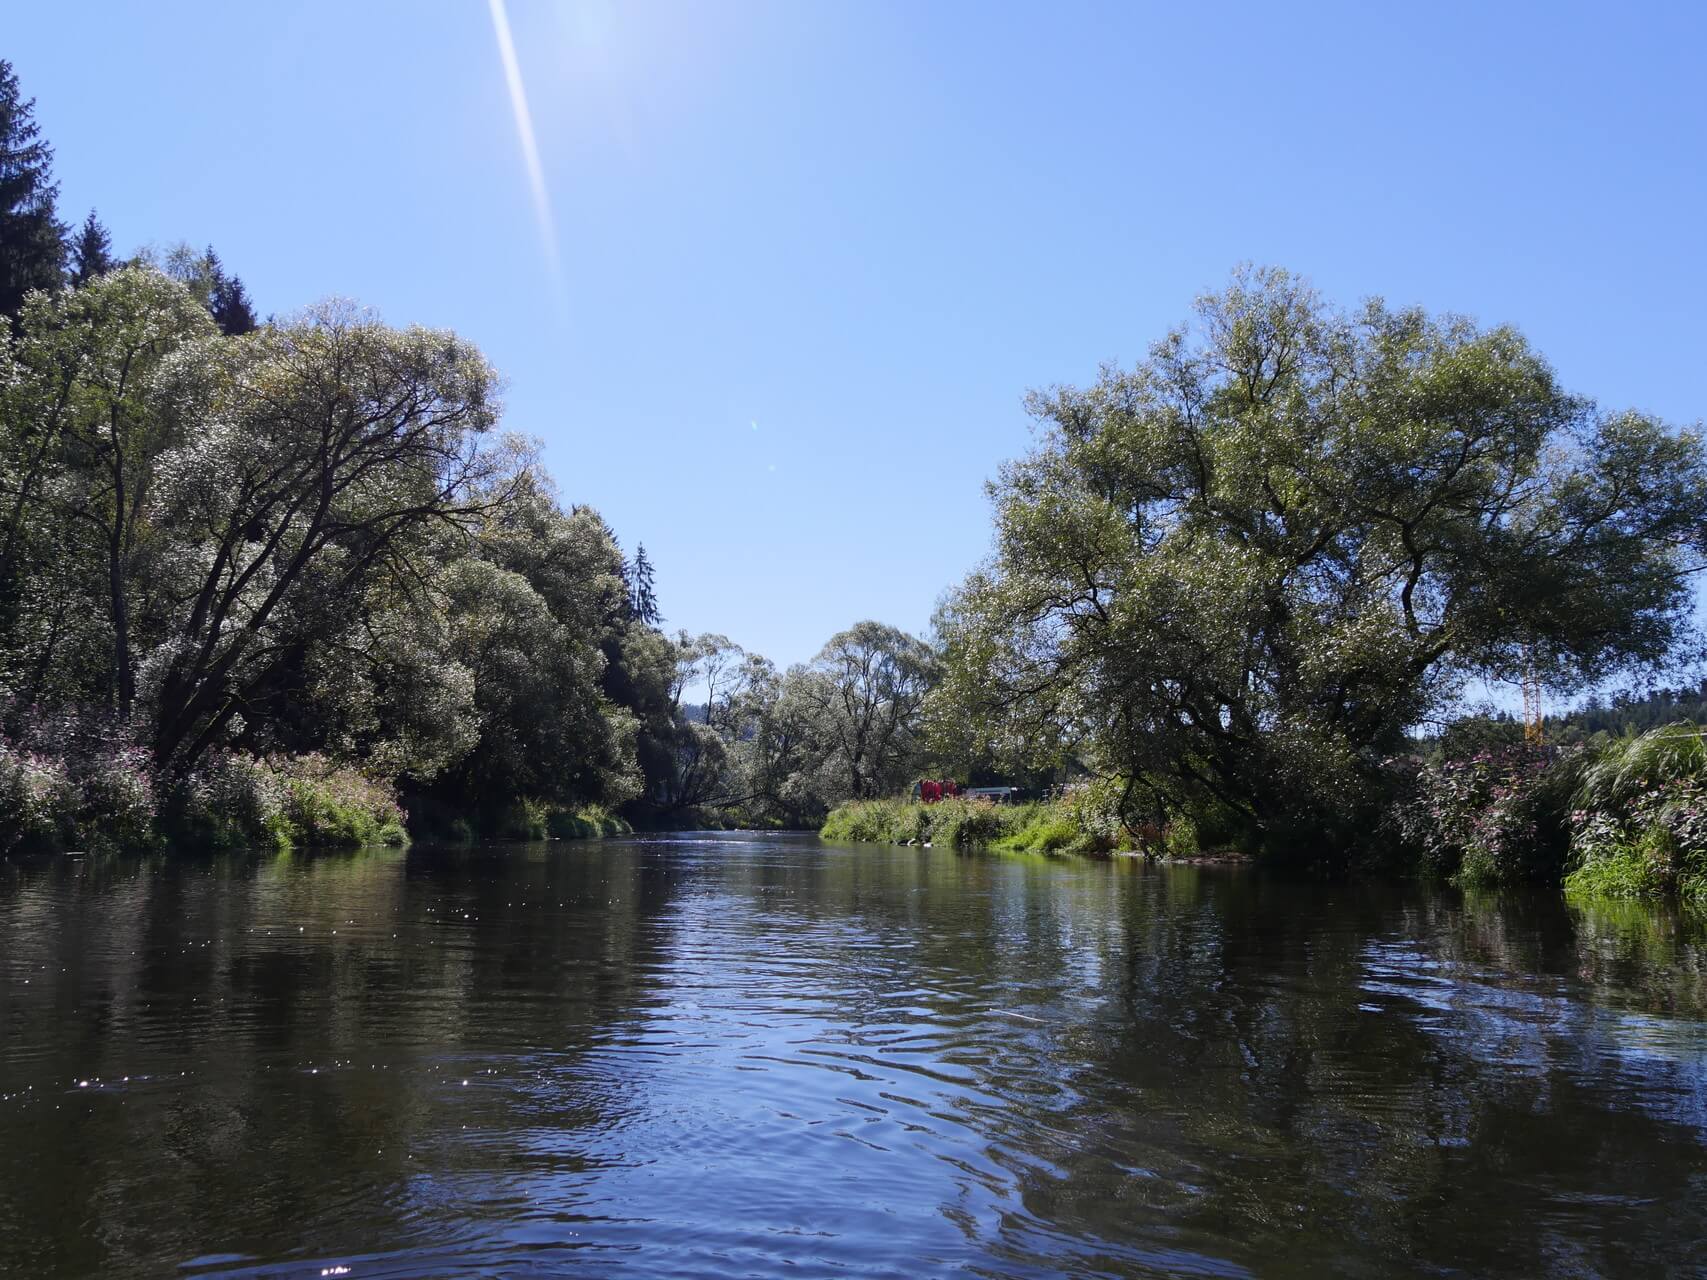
xmin=934 ymin=268 xmax=1707 ymax=856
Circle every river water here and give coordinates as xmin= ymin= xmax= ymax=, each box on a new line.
xmin=1 ymin=832 xmax=1705 ymax=1278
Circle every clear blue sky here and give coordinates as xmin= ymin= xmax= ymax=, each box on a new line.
xmin=9 ymin=2 xmax=1705 ymax=670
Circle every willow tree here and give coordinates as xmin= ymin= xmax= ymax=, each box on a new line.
xmin=934 ymin=268 xmax=1707 ymax=856
xmin=803 ymin=621 xmax=937 ymax=801
xmin=0 ymin=268 xmax=214 ymax=717
xmin=140 ymin=302 xmax=518 ymax=773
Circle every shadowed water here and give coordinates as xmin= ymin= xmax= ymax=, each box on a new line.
xmin=2 ymin=832 xmax=1705 ymax=1278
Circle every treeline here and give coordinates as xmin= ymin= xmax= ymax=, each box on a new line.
xmin=0 ymin=58 xmax=939 ymax=852
xmin=1563 ymin=682 xmax=1707 ymax=738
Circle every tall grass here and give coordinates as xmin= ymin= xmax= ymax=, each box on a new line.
xmin=0 ymin=742 xmax=413 ymax=855
xmin=1565 ymin=724 xmax=1707 ymax=902
xmin=821 ymin=790 xmax=1133 ymax=855
xmin=492 ymin=798 xmax=633 ymax=842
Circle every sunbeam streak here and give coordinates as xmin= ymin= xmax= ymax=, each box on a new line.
xmin=487 ymin=0 xmax=562 ymax=290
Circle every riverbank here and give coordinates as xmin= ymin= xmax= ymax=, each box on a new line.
xmin=824 ymin=725 xmax=1707 ymax=906
xmin=0 ymin=744 xmax=632 ymax=856
xmin=821 ymin=793 xmax=1143 ymax=858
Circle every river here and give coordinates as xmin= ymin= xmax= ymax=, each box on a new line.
xmin=2 ymin=832 xmax=1705 ymax=1277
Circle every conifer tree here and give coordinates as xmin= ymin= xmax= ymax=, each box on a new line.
xmin=630 ymin=544 xmax=661 ymax=626
xmin=209 ymin=265 xmax=257 ymax=334
xmin=69 ymin=209 xmax=114 ymax=284
xmin=0 ymin=60 xmax=66 ymax=317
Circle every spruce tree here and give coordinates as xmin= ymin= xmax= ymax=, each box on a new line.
xmin=0 ymin=59 xmax=66 ymax=317
xmin=630 ymin=544 xmax=661 ymax=626
xmin=69 ymin=209 xmax=114 ymax=284
xmin=209 ymin=266 xmax=258 ymax=335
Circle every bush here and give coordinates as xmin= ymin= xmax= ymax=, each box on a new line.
xmin=0 ymin=740 xmax=77 ymax=853
xmin=74 ymin=746 xmax=161 ymax=853
xmin=3 ymin=739 xmax=411 ymax=855
xmin=999 ymin=807 xmax=1082 ymax=854
xmin=1565 ymin=725 xmax=1707 ymax=902
xmin=495 ymin=797 xmax=550 ymax=840
xmin=484 ymin=798 xmax=634 ymax=841
xmin=274 ymin=755 xmax=408 ymax=848
xmin=822 ymin=790 xmax=1140 ymax=855
xmin=1390 ymin=745 xmax=1576 ymax=886
xmin=169 ymin=752 xmax=290 ymax=852
xmin=545 ymin=804 xmax=632 ymax=840
xmin=168 ymin=753 xmax=404 ymax=852
xmin=821 ymin=797 xmax=923 ymax=844
xmin=929 ymin=796 xmax=1014 ymax=848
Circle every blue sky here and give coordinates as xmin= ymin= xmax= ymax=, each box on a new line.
xmin=9 ymin=1 xmax=1706 ymax=670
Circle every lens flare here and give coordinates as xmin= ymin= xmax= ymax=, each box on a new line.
xmin=487 ymin=0 xmax=561 ymax=288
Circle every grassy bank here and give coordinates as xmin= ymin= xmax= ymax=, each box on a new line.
xmin=821 ymin=789 xmax=1147 ymax=857
xmin=0 ymin=746 xmax=409 ymax=855
xmin=0 ymin=743 xmax=634 ymax=855
xmin=826 ymin=725 xmax=1707 ymax=905
xmin=489 ymin=799 xmax=632 ymax=843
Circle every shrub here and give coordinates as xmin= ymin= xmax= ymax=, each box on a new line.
xmin=821 ymin=791 xmax=1138 ymax=855
xmin=544 ymin=804 xmax=631 ymax=840
xmin=0 ymin=740 xmax=77 ymax=853
xmin=274 ymin=755 xmax=408 ymax=848
xmin=495 ymin=797 xmax=551 ymax=841
xmin=74 ymin=746 xmax=161 ymax=853
xmin=997 ymin=807 xmax=1077 ymax=853
xmin=170 ymin=752 xmax=289 ymax=852
xmin=1390 ymin=745 xmax=1576 ymax=886
xmin=1566 ymin=725 xmax=1707 ymax=902
xmin=821 ymin=797 xmax=923 ymax=844
xmin=929 ymin=796 xmax=1013 ymax=848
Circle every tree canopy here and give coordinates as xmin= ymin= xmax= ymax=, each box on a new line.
xmin=933 ymin=267 xmax=1707 ymax=854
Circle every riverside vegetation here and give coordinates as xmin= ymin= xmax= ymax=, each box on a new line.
xmin=0 ymin=61 xmax=933 ymax=853
xmin=5 ymin=56 xmax=1707 ymax=903
xmin=825 ymin=265 xmax=1707 ymax=904
xmin=824 ymin=722 xmax=1707 ymax=903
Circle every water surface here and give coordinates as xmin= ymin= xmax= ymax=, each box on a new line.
xmin=2 ymin=833 xmax=1705 ymax=1277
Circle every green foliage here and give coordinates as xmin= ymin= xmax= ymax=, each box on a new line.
xmin=640 ymin=620 xmax=939 ymax=830
xmin=822 ymin=792 xmax=1135 ymax=855
xmin=488 ymin=798 xmax=633 ymax=842
xmin=68 ymin=210 xmax=113 ymax=285
xmin=74 ymin=747 xmax=162 ymax=854
xmin=1392 ymin=723 xmax=1707 ymax=901
xmin=0 ymin=740 xmax=76 ymax=852
xmin=1557 ymin=680 xmax=1707 ymax=737
xmin=1575 ymin=723 xmax=1706 ymax=812
xmin=1565 ymin=843 xmax=1672 ymax=900
xmin=820 ymin=796 xmax=923 ymax=844
xmin=1564 ymin=725 xmax=1707 ymax=902
xmin=169 ymin=753 xmax=290 ymax=853
xmin=545 ymin=804 xmax=632 ymax=840
xmin=275 ymin=755 xmax=408 ymax=849
xmin=1393 ymin=747 xmax=1580 ymax=887
xmin=0 ymin=744 xmax=412 ymax=855
xmin=0 ymin=59 xmax=65 ymax=318
xmin=139 ymin=242 xmax=258 ymax=335
xmin=926 ymin=796 xmax=1013 ymax=848
xmin=932 ymin=266 xmax=1707 ymax=863
xmin=997 ymin=807 xmax=1083 ymax=854
xmin=494 ymin=797 xmax=549 ymax=840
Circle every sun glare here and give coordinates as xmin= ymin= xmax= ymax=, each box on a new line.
xmin=487 ymin=0 xmax=561 ymax=291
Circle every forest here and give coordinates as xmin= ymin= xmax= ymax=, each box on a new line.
xmin=5 ymin=57 xmax=1707 ymax=901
